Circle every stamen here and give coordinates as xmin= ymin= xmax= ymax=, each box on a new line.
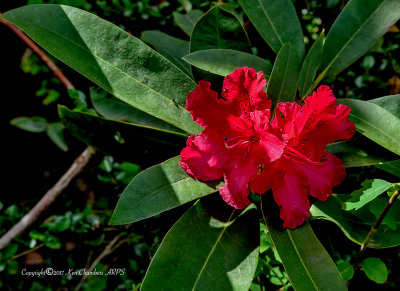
xmin=285 ymin=146 xmax=320 ymax=165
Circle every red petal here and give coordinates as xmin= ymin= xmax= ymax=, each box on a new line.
xmin=249 ymin=162 xmax=278 ymax=194
xmin=222 ymin=67 xmax=271 ymax=118
xmin=180 ymin=128 xmax=238 ymax=181
xmin=271 ymin=160 xmax=310 ymax=229
xmin=185 ymin=80 xmax=235 ymax=129
xmin=219 ymin=158 xmax=259 ymax=209
xmin=293 ymin=152 xmax=346 ymax=201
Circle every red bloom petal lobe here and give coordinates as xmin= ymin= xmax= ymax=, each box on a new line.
xmin=294 ymin=152 xmax=346 ymax=201
xmin=222 ymin=67 xmax=271 ymax=118
xmin=180 ymin=128 xmax=238 ymax=181
xmin=272 ymin=161 xmax=310 ymax=229
xmin=219 ymin=158 xmax=259 ymax=209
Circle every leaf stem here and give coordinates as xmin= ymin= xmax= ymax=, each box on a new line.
xmin=353 ymin=189 xmax=399 ymax=268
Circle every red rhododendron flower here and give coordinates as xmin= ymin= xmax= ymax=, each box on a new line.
xmin=180 ymin=67 xmax=355 ymax=228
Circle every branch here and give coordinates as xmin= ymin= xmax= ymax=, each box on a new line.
xmin=0 ymin=146 xmax=96 ymax=249
xmin=0 ymin=11 xmax=75 ymax=90
xmin=354 ymin=189 xmax=400 ymax=268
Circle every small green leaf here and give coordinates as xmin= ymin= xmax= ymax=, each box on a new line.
xmin=183 ymin=49 xmax=272 ymax=77
xmin=343 ymin=179 xmax=392 ymax=211
xmin=310 ymin=194 xmax=400 ymax=248
xmin=10 ymin=116 xmax=47 ymax=133
xmin=338 ymin=99 xmax=400 ymax=156
xmin=321 ymin=0 xmax=400 ymax=78
xmin=299 ymin=31 xmax=324 ymax=98
xmin=141 ymin=30 xmax=192 ymax=77
xmin=336 ymin=260 xmax=354 ymax=280
xmin=173 ymin=9 xmax=203 ymax=36
xmin=110 ymin=157 xmax=223 ymax=225
xmin=267 ymin=43 xmax=300 ymax=113
xmin=238 ymin=0 xmax=305 ymax=59
xmin=46 ymin=122 xmax=68 ymax=152
xmin=360 ymin=257 xmax=388 ymax=284
xmin=141 ymin=200 xmax=259 ymax=291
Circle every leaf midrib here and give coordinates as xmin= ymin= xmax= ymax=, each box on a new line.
xmin=191 ymin=209 xmax=236 ymax=291
xmin=10 ymin=7 xmax=195 ymax=112
xmin=349 ymin=112 xmax=400 ymax=154
xmin=256 ymin=0 xmax=283 ymax=48
xmin=286 ymin=230 xmax=319 ymax=291
xmin=323 ymin=0 xmax=387 ymax=75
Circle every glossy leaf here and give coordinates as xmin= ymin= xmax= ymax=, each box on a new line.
xmin=369 ymin=94 xmax=400 ymax=117
xmin=90 ymin=87 xmax=185 ymax=134
xmin=173 ymin=9 xmax=203 ymax=36
xmin=238 ymin=0 xmax=305 ymax=59
xmin=343 ymin=179 xmax=392 ymax=211
xmin=3 ymin=5 xmax=201 ymax=134
xmin=321 ymin=0 xmax=400 ymax=78
xmin=338 ymin=99 xmax=400 ymax=156
xmin=46 ymin=122 xmax=68 ymax=152
xmin=267 ymin=43 xmax=300 ymax=113
xmin=110 ymin=157 xmax=223 ymax=225
xmin=10 ymin=116 xmax=47 ymax=133
xmin=141 ymin=200 xmax=259 ymax=291
xmin=336 ymin=260 xmax=354 ymax=281
xmin=265 ymin=220 xmax=346 ymax=291
xmin=190 ymin=6 xmax=251 ymax=82
xmin=183 ymin=49 xmax=272 ymax=77
xmin=299 ymin=31 xmax=324 ymax=98
xmin=310 ymin=194 xmax=400 ymax=248
xmin=141 ymin=30 xmax=192 ymax=77
xmin=58 ymin=106 xmax=186 ymax=166
xmin=360 ymin=257 xmax=388 ymax=284
xmin=326 ymin=138 xmax=397 ymax=168
xmin=375 ymin=160 xmax=400 ymax=178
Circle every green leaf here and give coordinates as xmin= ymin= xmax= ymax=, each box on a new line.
xmin=141 ymin=30 xmax=192 ymax=77
xmin=326 ymin=139 xmax=396 ymax=168
xmin=58 ymin=106 xmax=187 ymax=166
xmin=265 ymin=220 xmax=346 ymax=291
xmin=369 ymin=94 xmax=400 ymax=117
xmin=310 ymin=194 xmax=400 ymax=248
xmin=338 ymin=99 xmax=400 ymax=156
xmin=375 ymin=160 xmax=400 ymax=178
xmin=336 ymin=260 xmax=354 ymax=281
xmin=321 ymin=0 xmax=400 ymax=78
xmin=299 ymin=31 xmax=324 ymax=98
xmin=46 ymin=122 xmax=68 ymax=152
xmin=141 ymin=200 xmax=259 ymax=291
xmin=10 ymin=116 xmax=47 ymax=133
xmin=110 ymin=157 xmax=223 ymax=225
xmin=190 ymin=6 xmax=251 ymax=82
xmin=360 ymin=257 xmax=388 ymax=284
xmin=3 ymin=4 xmax=201 ymax=134
xmin=173 ymin=9 xmax=203 ymax=36
xmin=238 ymin=0 xmax=305 ymax=59
xmin=267 ymin=43 xmax=300 ymax=113
xmin=89 ymin=87 xmax=184 ymax=133
xmin=183 ymin=49 xmax=272 ymax=77
xmin=343 ymin=179 xmax=392 ymax=211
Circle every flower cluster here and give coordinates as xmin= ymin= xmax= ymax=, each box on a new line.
xmin=180 ymin=67 xmax=355 ymax=228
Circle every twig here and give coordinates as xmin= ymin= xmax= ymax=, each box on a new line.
xmin=353 ymin=189 xmax=400 ymax=268
xmin=10 ymin=243 xmax=44 ymax=260
xmin=0 ymin=12 xmax=75 ymax=90
xmin=74 ymin=233 xmax=127 ymax=291
xmin=0 ymin=146 xmax=96 ymax=249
